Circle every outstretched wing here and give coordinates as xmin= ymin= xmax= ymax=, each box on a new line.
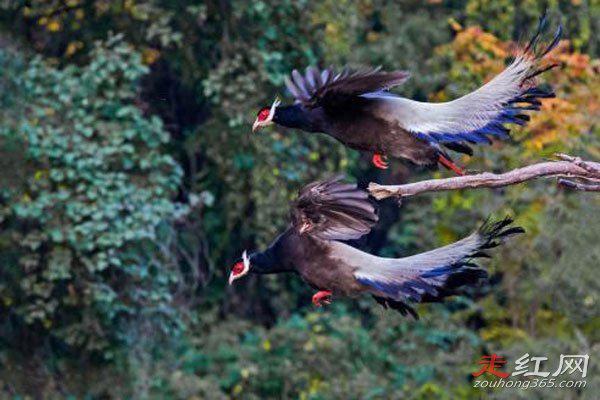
xmin=284 ymin=66 xmax=410 ymax=109
xmin=353 ymin=217 xmax=524 ymax=318
xmin=366 ymin=14 xmax=562 ymax=145
xmin=291 ymin=175 xmax=378 ymax=241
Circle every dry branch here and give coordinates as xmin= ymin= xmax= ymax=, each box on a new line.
xmin=368 ymin=154 xmax=600 ymax=200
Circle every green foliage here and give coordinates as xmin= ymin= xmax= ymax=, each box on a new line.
xmin=0 ymin=36 xmax=185 ymax=353
xmin=464 ymin=0 xmax=598 ymax=56
xmin=132 ymin=305 xmax=484 ymax=399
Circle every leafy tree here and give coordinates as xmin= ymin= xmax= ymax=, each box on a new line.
xmin=0 ymin=36 xmax=184 ymax=354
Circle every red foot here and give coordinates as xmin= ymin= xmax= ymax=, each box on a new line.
xmin=312 ymin=290 xmax=332 ymax=307
xmin=372 ymin=154 xmax=389 ymax=169
xmin=438 ymin=155 xmax=465 ymax=176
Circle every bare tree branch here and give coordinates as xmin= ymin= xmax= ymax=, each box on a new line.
xmin=557 ymin=179 xmax=600 ymax=192
xmin=368 ymin=154 xmax=600 ymax=200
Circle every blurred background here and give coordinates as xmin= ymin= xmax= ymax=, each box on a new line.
xmin=0 ymin=1 xmax=598 ymax=399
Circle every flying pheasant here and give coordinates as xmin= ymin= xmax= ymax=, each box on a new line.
xmin=252 ymin=15 xmax=561 ymax=174
xmin=228 ymin=176 xmax=524 ymax=317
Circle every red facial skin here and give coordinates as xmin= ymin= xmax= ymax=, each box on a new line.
xmin=231 ymin=261 xmax=245 ymax=277
xmin=256 ymin=107 xmax=270 ymax=121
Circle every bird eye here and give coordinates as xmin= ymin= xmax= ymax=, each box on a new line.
xmin=257 ymin=108 xmax=270 ymax=121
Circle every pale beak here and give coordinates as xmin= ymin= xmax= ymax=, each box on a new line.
xmin=228 ymin=272 xmax=236 ymax=285
xmin=252 ymin=119 xmax=262 ymax=133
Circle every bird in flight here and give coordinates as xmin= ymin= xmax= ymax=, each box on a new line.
xmin=228 ymin=176 xmax=523 ymax=317
xmin=252 ymin=14 xmax=561 ymax=174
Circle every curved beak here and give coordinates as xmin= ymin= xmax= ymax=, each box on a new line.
xmin=228 ymin=272 xmax=236 ymax=285
xmin=252 ymin=118 xmax=262 ymax=133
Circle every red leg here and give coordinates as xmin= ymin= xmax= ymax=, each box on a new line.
xmin=312 ymin=290 xmax=333 ymax=307
xmin=372 ymin=154 xmax=389 ymax=169
xmin=438 ymin=154 xmax=465 ymax=176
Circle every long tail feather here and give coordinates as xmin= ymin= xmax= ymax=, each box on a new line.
xmin=360 ymin=217 xmax=524 ymax=318
xmin=378 ymin=13 xmax=562 ymax=151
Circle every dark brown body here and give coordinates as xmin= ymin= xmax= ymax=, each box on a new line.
xmin=275 ymin=228 xmax=366 ymax=296
xmin=290 ymin=101 xmax=439 ymax=166
xmin=327 ymin=115 xmax=438 ymax=166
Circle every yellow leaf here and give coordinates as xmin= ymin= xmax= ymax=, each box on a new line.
xmin=47 ymin=20 xmax=61 ymax=32
xmin=233 ymin=384 xmax=243 ymax=395
xmin=448 ymin=17 xmax=462 ymax=32
xmin=240 ymin=368 xmax=250 ymax=379
xmin=65 ymin=41 xmax=83 ymax=57
xmin=309 ymin=378 xmax=324 ymax=394
xmin=142 ymin=48 xmax=160 ymax=65
xmin=303 ymin=340 xmax=315 ymax=352
xmin=366 ymin=31 xmax=380 ymax=43
xmin=262 ymin=339 xmax=271 ymax=351
xmin=481 ymin=324 xmax=528 ymax=344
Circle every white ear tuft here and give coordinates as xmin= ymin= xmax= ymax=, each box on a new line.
xmin=242 ymin=250 xmax=250 ymax=270
xmin=267 ymin=97 xmax=280 ymax=121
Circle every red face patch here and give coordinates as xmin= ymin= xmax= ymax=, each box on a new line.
xmin=256 ymin=107 xmax=271 ymax=122
xmin=231 ymin=261 xmax=245 ymax=275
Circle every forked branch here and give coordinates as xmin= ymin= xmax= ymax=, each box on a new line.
xmin=368 ymin=154 xmax=600 ymax=200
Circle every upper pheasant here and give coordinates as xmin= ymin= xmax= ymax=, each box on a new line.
xmin=252 ymin=14 xmax=562 ymax=174
xmin=228 ymin=176 xmax=524 ymax=317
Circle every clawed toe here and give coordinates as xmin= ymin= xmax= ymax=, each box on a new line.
xmin=312 ymin=290 xmax=333 ymax=307
xmin=372 ymin=154 xmax=389 ymax=170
